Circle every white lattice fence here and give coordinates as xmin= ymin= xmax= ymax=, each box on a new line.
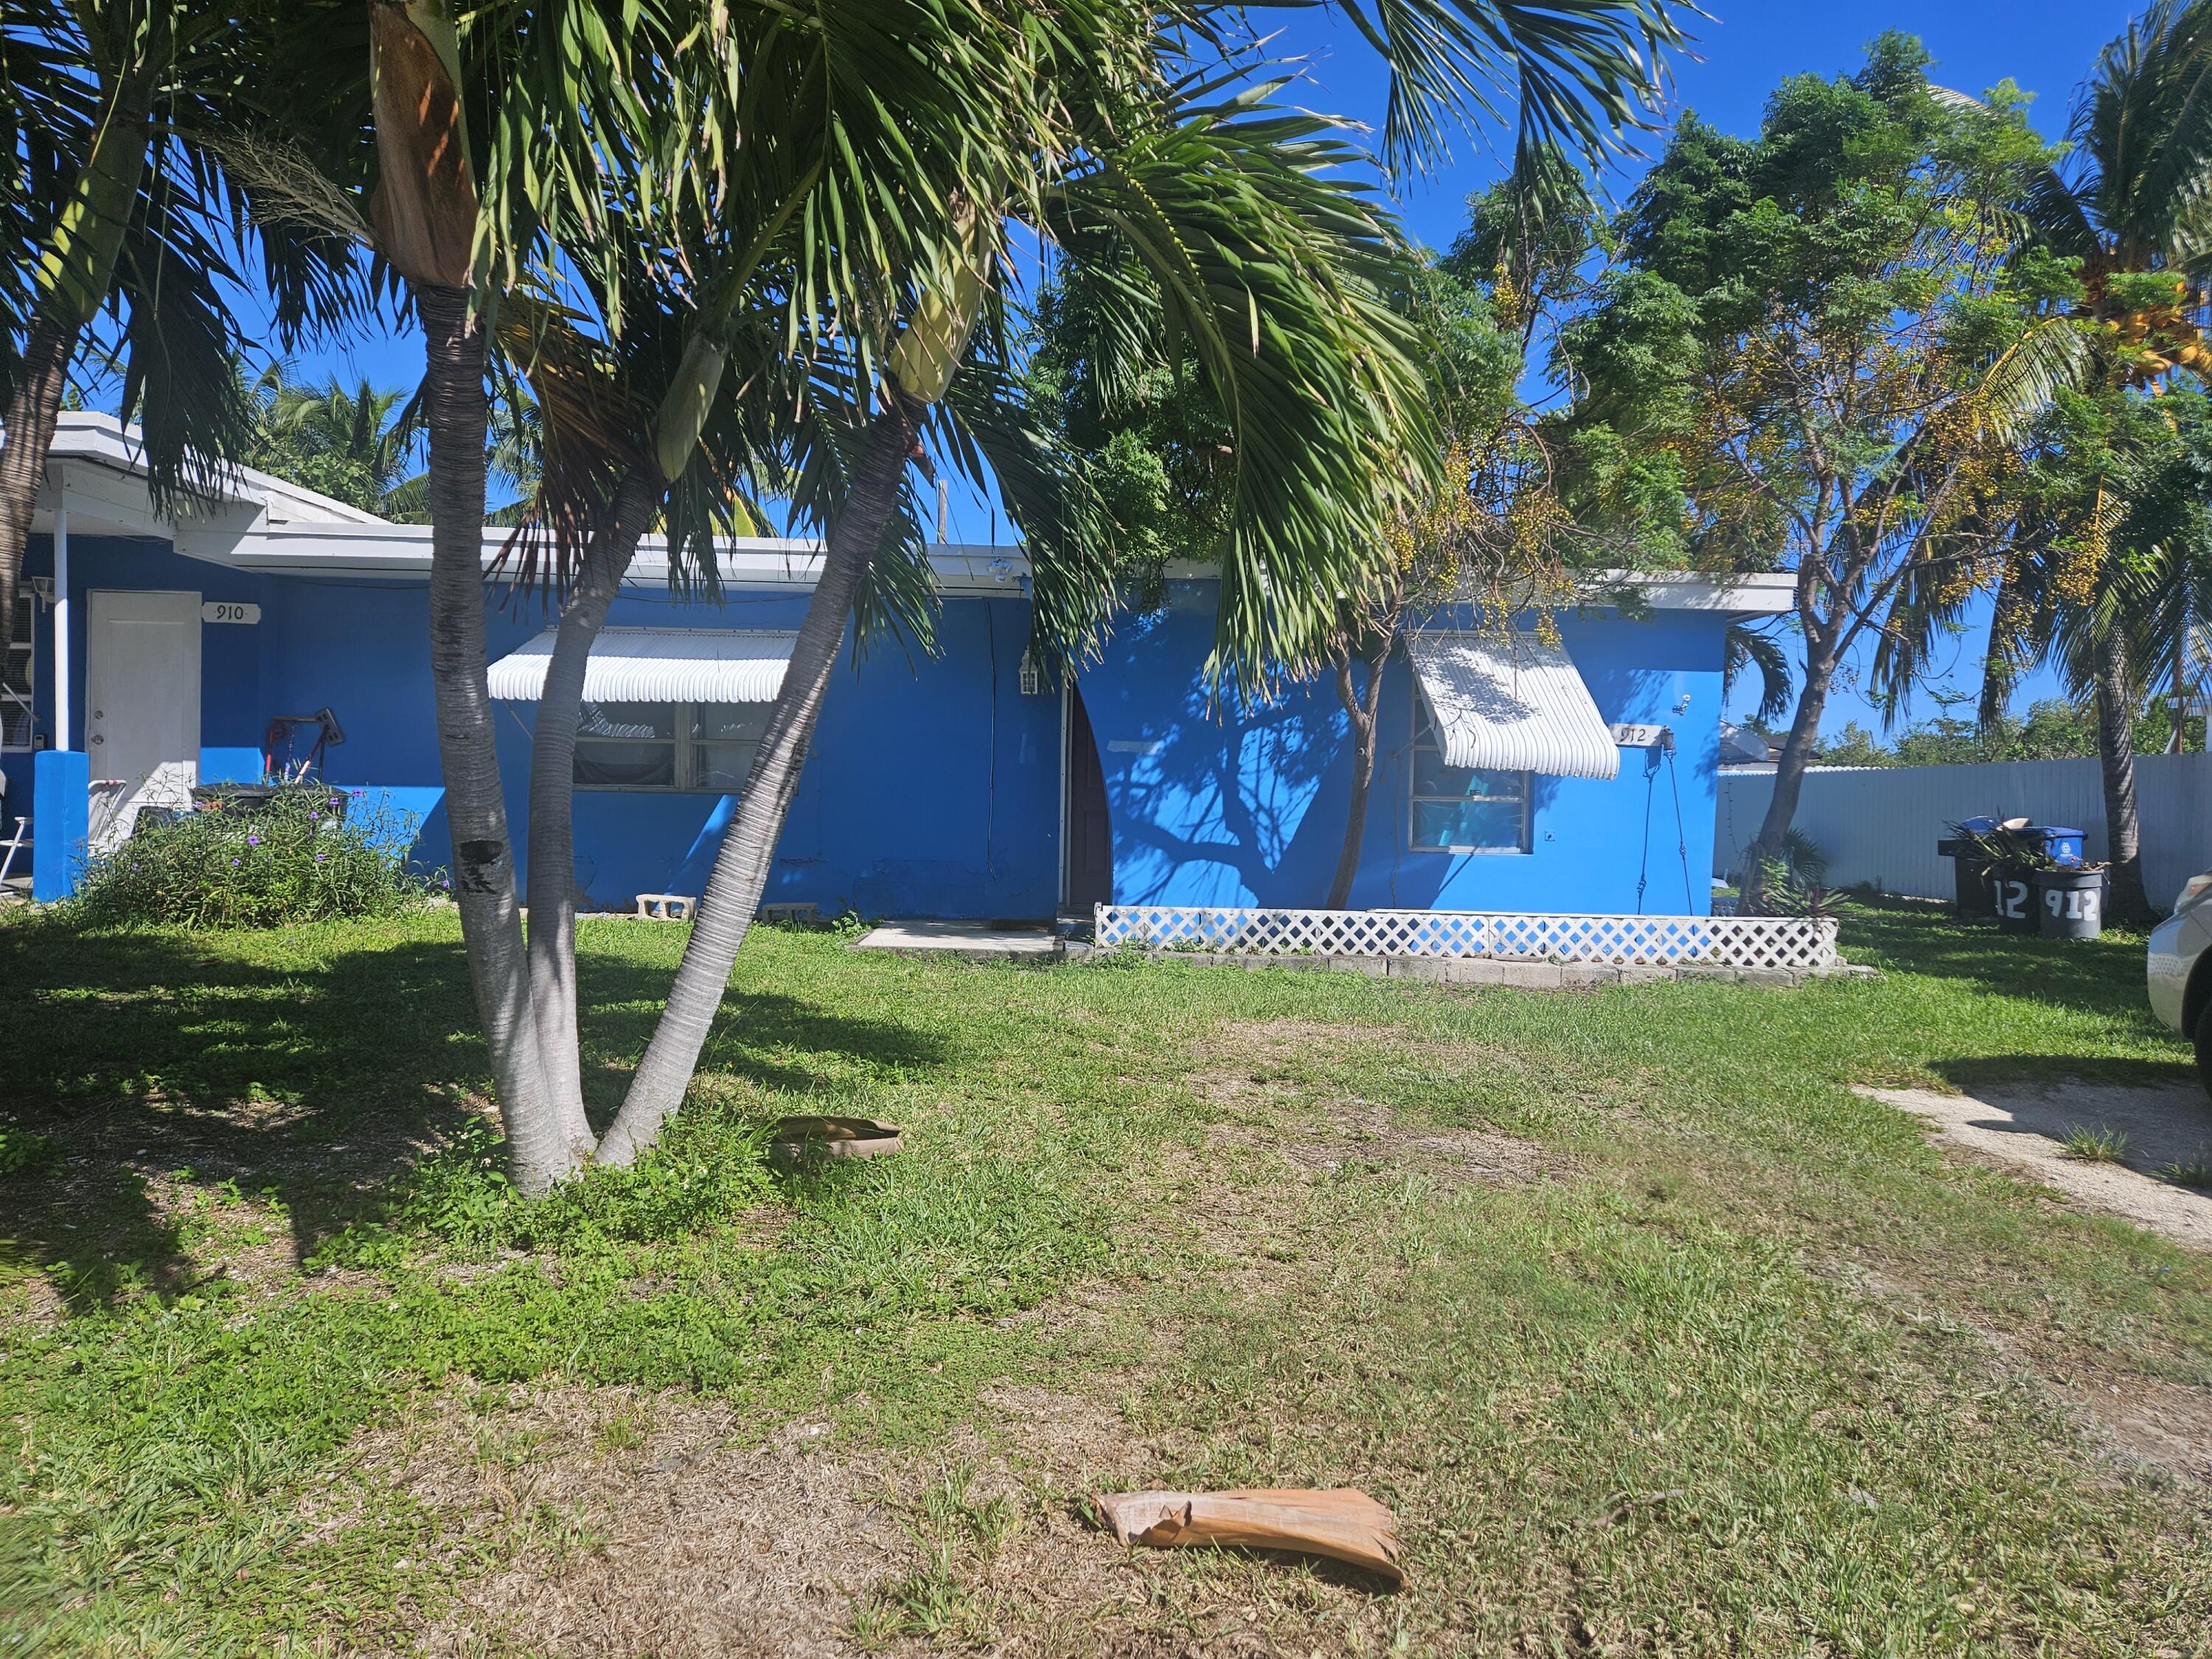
xmin=1093 ymin=905 xmax=1840 ymax=970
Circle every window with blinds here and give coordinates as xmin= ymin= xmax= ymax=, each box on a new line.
xmin=573 ymin=700 xmax=771 ymax=793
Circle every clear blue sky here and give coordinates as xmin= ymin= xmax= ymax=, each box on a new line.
xmin=256 ymin=2 xmax=2143 ymax=737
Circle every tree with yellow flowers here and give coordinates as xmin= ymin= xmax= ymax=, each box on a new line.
xmin=1558 ymin=35 xmax=2078 ymax=914
xmin=1953 ymin=0 xmax=2212 ymax=918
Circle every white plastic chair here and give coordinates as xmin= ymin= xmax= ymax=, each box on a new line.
xmin=0 ymin=813 xmax=27 ymax=886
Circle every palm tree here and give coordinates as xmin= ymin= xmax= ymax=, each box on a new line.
xmin=0 ymin=0 xmax=361 ymax=638
xmin=1976 ymin=0 xmax=2212 ymax=917
xmin=595 ymin=2 xmax=1700 ymax=1157
xmin=258 ymin=0 xmax=1691 ymax=1188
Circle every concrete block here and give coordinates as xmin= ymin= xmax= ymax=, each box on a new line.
xmin=1444 ymin=958 xmax=1565 ymax=990
xmin=1615 ymin=965 xmax=1677 ymax=985
xmin=1562 ymin=964 xmax=1623 ymax=988
xmin=1329 ymin=954 xmax=1389 ymax=977
xmin=1736 ymin=968 xmax=1800 ymax=988
xmin=1387 ymin=956 xmax=1450 ymax=981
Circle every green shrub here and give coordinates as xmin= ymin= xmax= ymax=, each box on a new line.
xmin=319 ymin=1107 xmax=780 ymax=1266
xmin=0 ymin=1123 xmax=60 ymax=1178
xmin=74 ymin=785 xmax=439 ymax=928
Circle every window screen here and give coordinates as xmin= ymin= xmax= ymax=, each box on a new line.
xmin=1408 ymin=706 xmax=1529 ymax=852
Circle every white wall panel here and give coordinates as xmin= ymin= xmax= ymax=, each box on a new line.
xmin=1716 ymin=754 xmax=2212 ymax=908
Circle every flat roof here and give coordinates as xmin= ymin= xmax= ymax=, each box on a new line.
xmin=30 ymin=413 xmax=1798 ymax=614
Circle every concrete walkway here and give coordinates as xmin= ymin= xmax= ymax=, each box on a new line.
xmin=850 ymin=921 xmax=1065 ymax=962
xmin=1860 ymin=1078 xmax=2212 ymax=1251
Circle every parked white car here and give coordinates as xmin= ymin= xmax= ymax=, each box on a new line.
xmin=2149 ymin=872 xmax=2212 ymax=1093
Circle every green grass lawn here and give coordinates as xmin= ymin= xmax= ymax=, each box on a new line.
xmin=2 ymin=900 xmax=2209 ymax=1655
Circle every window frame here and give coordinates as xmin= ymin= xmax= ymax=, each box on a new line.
xmin=571 ymin=699 xmax=766 ymax=794
xmin=1 ymin=590 xmax=34 ymax=753
xmin=1406 ymin=699 xmax=1531 ymax=855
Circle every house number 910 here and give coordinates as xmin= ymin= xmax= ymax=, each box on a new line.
xmin=201 ymin=601 xmax=261 ymax=624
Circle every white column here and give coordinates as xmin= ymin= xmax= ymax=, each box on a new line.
xmin=51 ymin=474 xmax=69 ymax=753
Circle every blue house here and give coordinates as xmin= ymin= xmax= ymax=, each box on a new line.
xmin=4 ymin=414 xmax=1792 ymax=919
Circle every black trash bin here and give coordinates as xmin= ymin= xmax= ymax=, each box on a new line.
xmin=1938 ymin=816 xmax=2002 ymax=917
xmin=2033 ymin=867 xmax=2107 ymax=940
xmin=1988 ymin=863 xmax=2038 ymax=932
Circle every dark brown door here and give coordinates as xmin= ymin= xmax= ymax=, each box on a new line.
xmin=1065 ymin=686 xmax=1113 ymax=912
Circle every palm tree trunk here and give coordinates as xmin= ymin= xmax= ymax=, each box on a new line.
xmin=0 ymin=316 xmax=80 ymax=630
xmin=524 ymin=469 xmax=661 ymax=1152
xmin=1325 ymin=636 xmax=1387 ymax=911
xmin=597 ymin=389 xmax=923 ymax=1166
xmin=1742 ymin=642 xmax=1835 ymax=914
xmin=1978 ymin=564 xmax=2024 ymax=733
xmin=417 ymin=282 xmax=574 ymax=1196
xmin=2093 ymin=622 xmax=2153 ymax=919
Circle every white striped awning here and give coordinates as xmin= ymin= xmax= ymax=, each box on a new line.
xmin=487 ymin=627 xmax=796 ymax=704
xmin=1405 ymin=629 xmax=1620 ymax=781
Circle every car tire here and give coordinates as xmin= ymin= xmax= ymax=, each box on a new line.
xmin=2199 ymin=998 xmax=2212 ymax=1101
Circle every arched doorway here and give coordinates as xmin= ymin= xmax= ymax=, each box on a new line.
xmin=1062 ymin=684 xmax=1113 ymax=914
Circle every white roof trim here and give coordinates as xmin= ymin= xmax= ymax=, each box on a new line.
xmin=1153 ymin=561 xmax=1798 ymax=616
xmin=1406 ymin=629 xmax=1620 ymax=782
xmin=41 ymin=411 xmax=389 ymax=527
xmin=487 ymin=627 xmax=797 ymax=704
xmin=164 ymin=521 xmax=1036 ymax=594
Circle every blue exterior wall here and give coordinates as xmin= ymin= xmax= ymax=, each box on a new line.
xmin=13 ymin=531 xmax=1060 ymax=918
xmin=13 ymin=535 xmax=1728 ymax=919
xmin=1075 ymin=581 xmax=1725 ymax=915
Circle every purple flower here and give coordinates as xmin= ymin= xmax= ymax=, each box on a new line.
xmin=351 ymin=789 xmax=364 ymax=797
xmin=246 ymin=835 xmax=261 ymax=847
xmin=315 ymin=853 xmax=325 ymax=862
xmin=229 ymin=858 xmax=240 ymax=866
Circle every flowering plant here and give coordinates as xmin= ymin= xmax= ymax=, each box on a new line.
xmin=75 ymin=785 xmax=442 ymax=928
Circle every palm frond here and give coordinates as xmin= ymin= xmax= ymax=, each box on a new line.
xmin=1722 ymin=620 xmax=1790 ymax=726
xmin=1334 ymin=0 xmax=1691 ymax=177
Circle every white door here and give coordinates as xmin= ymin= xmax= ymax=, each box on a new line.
xmin=88 ymin=590 xmax=201 ymax=848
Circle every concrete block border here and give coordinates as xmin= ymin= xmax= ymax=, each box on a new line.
xmin=1107 ymin=948 xmax=1878 ymax=988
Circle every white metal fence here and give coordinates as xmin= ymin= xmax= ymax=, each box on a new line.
xmin=1717 ymin=752 xmax=2212 ymax=904
xmin=1093 ymin=905 xmax=1841 ymax=970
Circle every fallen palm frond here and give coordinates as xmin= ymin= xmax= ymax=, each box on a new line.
xmin=1093 ymin=1487 xmax=1405 ymax=1586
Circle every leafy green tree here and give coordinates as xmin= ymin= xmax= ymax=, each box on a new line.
xmin=1812 ymin=723 xmax=1896 ymax=769
xmin=1996 ymin=383 xmax=2212 ymax=905
xmin=237 ymin=367 xmax=419 ymax=515
xmin=1562 ymin=35 xmax=2070 ymax=912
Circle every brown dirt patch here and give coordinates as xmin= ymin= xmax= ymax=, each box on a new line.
xmin=332 ymin=1384 xmax=908 ymax=1657
xmin=864 ymin=1387 xmax=1413 ymax=1658
xmin=1188 ymin=1020 xmax=1568 ymax=1190
xmin=2060 ymin=1371 xmax=2212 ymax=1483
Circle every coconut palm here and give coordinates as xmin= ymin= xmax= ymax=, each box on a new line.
xmin=0 ymin=0 xmax=361 ymax=638
xmin=597 ymin=1 xmax=1700 ymax=1155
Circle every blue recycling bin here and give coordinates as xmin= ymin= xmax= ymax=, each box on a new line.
xmin=2019 ymin=826 xmax=2086 ymax=866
